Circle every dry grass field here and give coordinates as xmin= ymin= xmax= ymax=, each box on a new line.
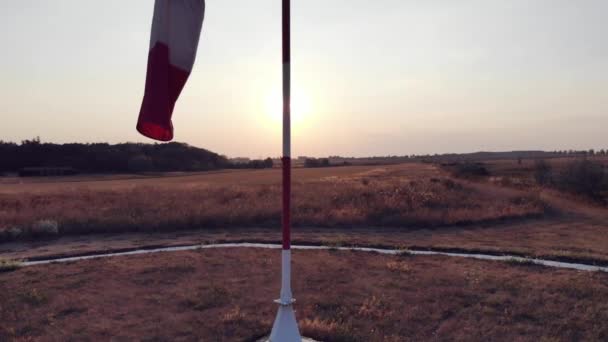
xmin=0 ymin=164 xmax=546 ymax=242
xmin=1 ymin=160 xmax=607 ymax=341
xmin=0 ymin=165 xmax=399 ymax=193
xmin=1 ymin=160 xmax=607 ymax=264
xmin=1 ymin=248 xmax=607 ymax=341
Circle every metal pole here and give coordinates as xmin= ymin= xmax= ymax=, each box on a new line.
xmin=269 ymin=0 xmax=301 ymax=340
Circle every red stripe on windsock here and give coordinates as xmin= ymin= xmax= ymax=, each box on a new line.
xmin=137 ymin=43 xmax=190 ymax=142
xmin=282 ymin=157 xmax=291 ymax=250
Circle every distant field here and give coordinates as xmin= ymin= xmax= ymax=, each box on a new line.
xmin=1 ymin=248 xmax=607 ymax=341
xmin=0 ymin=165 xmax=389 ymax=193
xmin=0 ymin=163 xmax=545 ymax=241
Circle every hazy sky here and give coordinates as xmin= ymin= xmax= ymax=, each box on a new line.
xmin=1 ymin=0 xmax=606 ymax=157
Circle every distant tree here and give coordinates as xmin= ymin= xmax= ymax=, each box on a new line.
xmin=555 ymin=159 xmax=607 ymax=202
xmin=1 ymin=138 xmax=230 ymax=175
xmin=304 ymin=158 xmax=330 ymax=168
xmin=304 ymin=158 xmax=318 ymax=168
xmin=128 ymin=155 xmax=153 ymax=173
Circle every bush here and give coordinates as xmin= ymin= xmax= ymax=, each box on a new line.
xmin=30 ymin=219 xmax=59 ymax=237
xmin=534 ymin=159 xmax=553 ymax=185
xmin=449 ymin=162 xmax=490 ymax=178
xmin=7 ymin=226 xmax=22 ymax=239
xmin=0 ymin=226 xmax=23 ymax=241
xmin=554 ymin=159 xmax=607 ymax=202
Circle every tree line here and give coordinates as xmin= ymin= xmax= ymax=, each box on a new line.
xmin=0 ymin=138 xmax=240 ymax=174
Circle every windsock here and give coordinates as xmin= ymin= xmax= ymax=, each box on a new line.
xmin=137 ymin=0 xmax=205 ymax=141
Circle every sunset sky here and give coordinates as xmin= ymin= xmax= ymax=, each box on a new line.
xmin=1 ymin=0 xmax=606 ymax=158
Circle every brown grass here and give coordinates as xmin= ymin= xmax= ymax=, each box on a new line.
xmin=1 ymin=248 xmax=607 ymax=341
xmin=0 ymin=165 xmax=400 ymax=193
xmin=0 ymin=164 xmax=545 ymax=242
xmin=2 ymin=208 xmax=607 ymax=267
xmin=3 ymin=161 xmax=604 ymax=265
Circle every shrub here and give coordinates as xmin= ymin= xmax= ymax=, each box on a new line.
xmin=554 ymin=159 xmax=607 ymax=202
xmin=30 ymin=219 xmax=59 ymax=237
xmin=534 ymin=159 xmax=553 ymax=185
xmin=449 ymin=162 xmax=490 ymax=178
xmin=0 ymin=226 xmax=23 ymax=241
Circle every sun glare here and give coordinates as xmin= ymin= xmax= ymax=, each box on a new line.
xmin=264 ymin=87 xmax=311 ymax=126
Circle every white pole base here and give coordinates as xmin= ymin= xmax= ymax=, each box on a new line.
xmin=269 ymin=300 xmax=302 ymax=342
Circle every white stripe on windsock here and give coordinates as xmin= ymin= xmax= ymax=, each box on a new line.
xmin=137 ymin=0 xmax=205 ymax=142
xmin=149 ymin=0 xmax=205 ymax=72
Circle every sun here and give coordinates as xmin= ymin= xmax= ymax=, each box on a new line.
xmin=265 ymin=87 xmax=311 ymax=126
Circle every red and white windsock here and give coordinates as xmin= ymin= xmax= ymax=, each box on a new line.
xmin=137 ymin=0 xmax=206 ymax=142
